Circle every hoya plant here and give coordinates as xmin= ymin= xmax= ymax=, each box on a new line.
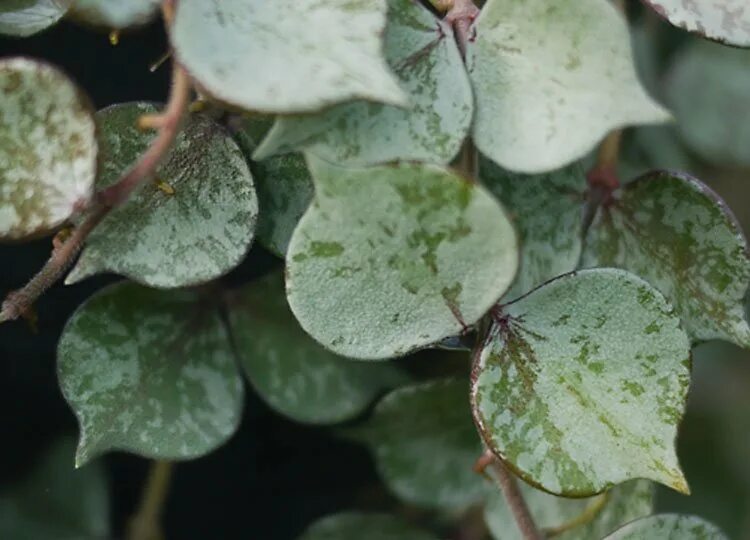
xmin=1 ymin=0 xmax=749 ymax=538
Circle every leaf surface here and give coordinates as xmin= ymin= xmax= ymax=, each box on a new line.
xmin=71 ymin=0 xmax=159 ymax=29
xmin=604 ymin=514 xmax=728 ymax=539
xmin=298 ymin=513 xmax=437 ymax=540
xmin=643 ymin=0 xmax=750 ymax=47
xmin=0 ymin=0 xmax=70 ymax=37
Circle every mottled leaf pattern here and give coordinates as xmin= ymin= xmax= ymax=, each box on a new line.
xmin=0 ymin=58 xmax=96 ymax=240
xmin=229 ymin=272 xmax=406 ymax=424
xmin=170 ymin=0 xmax=406 ymax=113
xmin=253 ymin=0 xmax=472 ymax=166
xmin=57 ymin=282 xmax=244 ymax=465
xmin=644 ymin=0 xmax=750 ymax=47
xmin=0 ymin=438 xmax=109 ymax=540
xmin=66 ymin=103 xmax=257 ymax=288
xmin=471 ymin=269 xmax=691 ymax=496
xmin=71 ymin=0 xmax=159 ymax=29
xmin=582 ymin=171 xmax=750 ymax=347
xmin=467 ymin=0 xmax=670 ymax=173
xmin=352 ymin=379 xmax=487 ymax=509
xmin=287 ymin=155 xmax=518 ymax=360
xmin=298 ymin=513 xmax=437 ymax=540
xmin=603 ymin=514 xmax=728 ymax=539
xmin=0 ymin=0 xmax=70 ymax=37
xmin=485 ymin=479 xmax=653 ymax=540
xmin=480 ymin=157 xmax=586 ymax=301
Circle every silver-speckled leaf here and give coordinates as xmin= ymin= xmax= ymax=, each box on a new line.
xmin=57 ymin=282 xmax=244 ymax=466
xmin=170 ymin=0 xmax=406 ymax=114
xmin=664 ymin=41 xmax=750 ymax=167
xmin=643 ymin=0 xmax=750 ymax=47
xmin=352 ymin=379 xmax=487 ymax=510
xmin=70 ymin=0 xmax=159 ymax=29
xmin=582 ymin=171 xmax=750 ymax=347
xmin=298 ymin=513 xmax=437 ymax=540
xmin=480 ymin=157 xmax=586 ymax=302
xmin=66 ymin=103 xmax=257 ymax=288
xmin=471 ymin=269 xmax=691 ymax=496
xmin=253 ymin=0 xmax=472 ymax=166
xmin=287 ymin=155 xmax=518 ymax=360
xmin=603 ymin=514 xmax=728 ymax=539
xmin=0 ymin=0 xmax=70 ymax=37
xmin=229 ymin=272 xmax=406 ymax=424
xmin=485 ymin=479 xmax=653 ymax=540
xmin=0 ymin=438 xmax=109 ymax=540
xmin=0 ymin=58 xmax=96 ymax=240
xmin=467 ymin=0 xmax=670 ymax=173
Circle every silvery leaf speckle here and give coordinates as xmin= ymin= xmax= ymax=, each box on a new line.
xmin=644 ymin=0 xmax=750 ymax=47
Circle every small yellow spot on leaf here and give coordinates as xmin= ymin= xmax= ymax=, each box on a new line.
xmin=109 ymin=30 xmax=120 ymax=46
xmin=154 ymin=179 xmax=175 ymax=195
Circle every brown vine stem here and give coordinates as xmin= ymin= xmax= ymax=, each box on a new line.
xmin=489 ymin=460 xmax=544 ymax=540
xmin=0 ymin=60 xmax=191 ymax=324
xmin=127 ymin=461 xmax=174 ymax=540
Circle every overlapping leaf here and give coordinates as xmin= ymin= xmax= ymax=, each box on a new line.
xmin=253 ymin=0 xmax=472 ymax=166
xmin=471 ymin=269 xmax=691 ymax=496
xmin=298 ymin=513 xmax=437 ymax=540
xmin=643 ymin=0 xmax=750 ymax=47
xmin=603 ymin=514 xmax=728 ymax=539
xmin=57 ymin=282 xmax=244 ymax=465
xmin=66 ymin=102 xmax=257 ymax=288
xmin=286 ymin=155 xmax=518 ymax=359
xmin=70 ymin=0 xmax=159 ymax=29
xmin=0 ymin=58 xmax=96 ymax=240
xmin=467 ymin=0 xmax=670 ymax=173
xmin=170 ymin=0 xmax=406 ymax=114
xmin=0 ymin=0 xmax=70 ymax=37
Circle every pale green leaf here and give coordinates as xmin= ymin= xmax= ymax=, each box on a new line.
xmin=66 ymin=102 xmax=257 ymax=288
xmin=70 ymin=0 xmax=159 ymax=29
xmin=229 ymin=272 xmax=406 ymax=424
xmin=471 ymin=269 xmax=691 ymax=496
xmin=467 ymin=0 xmax=670 ymax=174
xmin=603 ymin=514 xmax=728 ymax=539
xmin=170 ymin=0 xmax=406 ymax=114
xmin=253 ymin=0 xmax=472 ymax=166
xmin=582 ymin=171 xmax=750 ymax=347
xmin=57 ymin=282 xmax=244 ymax=465
xmin=0 ymin=58 xmax=96 ymax=240
xmin=352 ymin=379 xmax=487 ymax=510
xmin=480 ymin=157 xmax=585 ymax=301
xmin=485 ymin=479 xmax=653 ymax=540
xmin=0 ymin=438 xmax=109 ymax=540
xmin=286 ymin=155 xmax=518 ymax=360
xmin=643 ymin=0 xmax=750 ymax=47
xmin=664 ymin=41 xmax=750 ymax=167
xmin=0 ymin=0 xmax=70 ymax=37
xmin=298 ymin=513 xmax=437 ymax=540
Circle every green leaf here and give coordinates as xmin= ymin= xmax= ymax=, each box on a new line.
xmin=228 ymin=272 xmax=406 ymax=424
xmin=471 ymin=268 xmax=691 ymax=496
xmin=467 ymin=0 xmax=670 ymax=173
xmin=352 ymin=378 xmax=487 ymax=510
xmin=286 ymin=155 xmax=518 ymax=360
xmin=57 ymin=282 xmax=244 ymax=465
xmin=66 ymin=102 xmax=257 ymax=288
xmin=0 ymin=0 xmax=70 ymax=37
xmin=235 ymin=117 xmax=314 ymax=257
xmin=480 ymin=157 xmax=586 ymax=301
xmin=70 ymin=0 xmax=159 ymax=29
xmin=582 ymin=171 xmax=750 ymax=347
xmin=603 ymin=514 xmax=728 ymax=539
xmin=0 ymin=438 xmax=109 ymax=540
xmin=253 ymin=0 xmax=472 ymax=166
xmin=485 ymin=479 xmax=653 ymax=540
xmin=298 ymin=513 xmax=437 ymax=540
xmin=170 ymin=0 xmax=406 ymax=114
xmin=0 ymin=58 xmax=96 ymax=240
xmin=643 ymin=1 xmax=750 ymax=47
xmin=664 ymin=41 xmax=750 ymax=167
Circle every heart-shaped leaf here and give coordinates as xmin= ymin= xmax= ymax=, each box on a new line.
xmin=70 ymin=0 xmax=159 ymax=29
xmin=471 ymin=268 xmax=691 ymax=496
xmin=467 ymin=0 xmax=670 ymax=173
xmin=253 ymin=0 xmax=472 ymax=166
xmin=286 ymin=155 xmax=518 ymax=360
xmin=170 ymin=0 xmax=406 ymax=114
xmin=57 ymin=282 xmax=244 ymax=466
xmin=582 ymin=171 xmax=750 ymax=347
xmin=298 ymin=513 xmax=437 ymax=540
xmin=603 ymin=514 xmax=728 ymax=539
xmin=66 ymin=103 xmax=257 ymax=288
xmin=0 ymin=58 xmax=96 ymax=240
xmin=643 ymin=1 xmax=750 ymax=47
xmin=0 ymin=0 xmax=70 ymax=37
xmin=228 ymin=272 xmax=406 ymax=424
